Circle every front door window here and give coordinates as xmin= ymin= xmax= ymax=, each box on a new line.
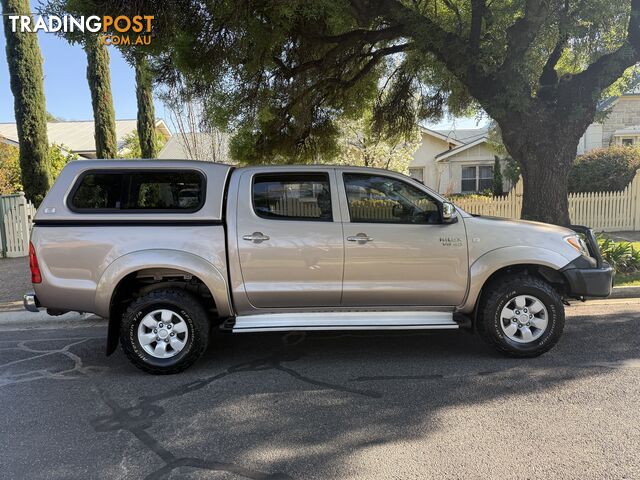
xmin=343 ymin=173 xmax=441 ymax=224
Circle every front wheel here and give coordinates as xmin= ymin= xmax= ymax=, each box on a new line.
xmin=120 ymin=288 xmax=210 ymax=374
xmin=477 ymin=276 xmax=565 ymax=357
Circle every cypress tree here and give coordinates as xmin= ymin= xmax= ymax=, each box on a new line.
xmin=85 ymin=35 xmax=117 ymax=159
xmin=1 ymin=0 xmax=52 ymax=205
xmin=135 ymin=55 xmax=157 ymax=158
xmin=493 ymin=156 xmax=504 ymax=197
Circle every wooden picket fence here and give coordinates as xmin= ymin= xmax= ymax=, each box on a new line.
xmin=271 ymin=176 xmax=640 ymax=231
xmin=2 ymin=172 xmax=640 ymax=258
xmin=273 ymin=198 xmax=322 ymax=218
xmin=454 ymin=171 xmax=640 ymax=232
xmin=0 ymin=193 xmax=37 ymax=258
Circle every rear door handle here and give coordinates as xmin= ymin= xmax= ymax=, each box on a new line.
xmin=347 ymin=233 xmax=374 ymax=243
xmin=242 ymin=232 xmax=270 ymax=243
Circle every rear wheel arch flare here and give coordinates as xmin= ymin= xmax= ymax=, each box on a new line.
xmin=103 ymin=259 xmax=226 ymax=357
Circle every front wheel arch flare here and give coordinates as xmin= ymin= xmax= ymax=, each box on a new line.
xmin=461 ymin=246 xmax=574 ymax=313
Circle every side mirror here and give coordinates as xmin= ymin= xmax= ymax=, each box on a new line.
xmin=441 ymin=202 xmax=457 ymax=224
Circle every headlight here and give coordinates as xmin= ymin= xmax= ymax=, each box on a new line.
xmin=565 ymin=234 xmax=590 ymax=257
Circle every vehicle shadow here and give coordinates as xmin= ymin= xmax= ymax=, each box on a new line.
xmin=4 ymin=303 xmax=640 ymax=479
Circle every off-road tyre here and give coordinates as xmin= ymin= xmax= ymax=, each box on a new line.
xmin=477 ymin=275 xmax=565 ymax=358
xmin=120 ymin=288 xmax=209 ymax=374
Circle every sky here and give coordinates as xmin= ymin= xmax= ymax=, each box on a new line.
xmin=0 ymin=5 xmax=483 ymax=132
xmin=0 ymin=6 xmax=167 ymax=124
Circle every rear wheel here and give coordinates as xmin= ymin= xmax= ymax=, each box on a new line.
xmin=120 ymin=288 xmax=209 ymax=374
xmin=477 ymin=275 xmax=565 ymax=357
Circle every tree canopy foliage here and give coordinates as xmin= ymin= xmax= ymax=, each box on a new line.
xmin=334 ymin=108 xmax=421 ymax=172
xmin=118 ymin=130 xmax=167 ymax=159
xmin=82 ymin=2 xmax=637 ymax=143
xmin=64 ymin=0 xmax=640 ymax=222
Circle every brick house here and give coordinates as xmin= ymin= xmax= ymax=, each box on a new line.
xmin=578 ymin=87 xmax=640 ymax=154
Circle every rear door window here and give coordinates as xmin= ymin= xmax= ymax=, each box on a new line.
xmin=252 ymin=173 xmax=333 ymax=221
xmin=70 ymin=171 xmax=205 ymax=212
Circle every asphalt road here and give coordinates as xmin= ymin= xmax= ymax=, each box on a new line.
xmin=1 ymin=298 xmax=639 ymax=479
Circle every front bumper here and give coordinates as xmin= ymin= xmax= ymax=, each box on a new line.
xmin=561 ymin=225 xmax=614 ymax=298
xmin=23 ymin=293 xmax=40 ymax=312
xmin=561 ymin=262 xmax=614 ymax=298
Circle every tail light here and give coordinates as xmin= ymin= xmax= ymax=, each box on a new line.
xmin=29 ymin=242 xmax=42 ymax=284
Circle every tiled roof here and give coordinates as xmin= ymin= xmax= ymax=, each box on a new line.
xmin=432 ymin=127 xmax=488 ymax=144
xmin=0 ymin=119 xmax=171 ymax=155
xmin=158 ymin=131 xmax=230 ymax=162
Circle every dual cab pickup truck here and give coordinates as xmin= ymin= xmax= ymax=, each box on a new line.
xmin=24 ymin=160 xmax=613 ymax=374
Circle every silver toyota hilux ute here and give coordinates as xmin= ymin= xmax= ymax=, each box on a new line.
xmin=23 ymin=160 xmax=614 ymax=374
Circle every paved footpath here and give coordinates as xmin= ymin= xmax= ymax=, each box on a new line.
xmin=1 ymin=298 xmax=639 ymax=479
xmin=0 ymin=257 xmax=30 ymax=312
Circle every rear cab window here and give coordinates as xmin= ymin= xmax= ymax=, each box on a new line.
xmin=252 ymin=173 xmax=333 ymax=221
xmin=69 ymin=170 xmax=205 ymax=213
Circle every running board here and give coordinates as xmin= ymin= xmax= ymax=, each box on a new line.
xmin=232 ymin=311 xmax=459 ymax=333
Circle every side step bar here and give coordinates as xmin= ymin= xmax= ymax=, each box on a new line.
xmin=232 ymin=311 xmax=459 ymax=333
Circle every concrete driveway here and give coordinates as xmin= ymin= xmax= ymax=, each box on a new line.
xmin=1 ymin=298 xmax=639 ymax=479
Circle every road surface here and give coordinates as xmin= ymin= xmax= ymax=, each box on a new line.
xmin=1 ymin=298 xmax=639 ymax=479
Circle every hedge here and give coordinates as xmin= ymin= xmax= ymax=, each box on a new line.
xmin=569 ymin=146 xmax=640 ymax=193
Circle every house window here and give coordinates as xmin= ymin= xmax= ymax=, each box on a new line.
xmin=461 ymin=166 xmax=493 ymax=193
xmin=408 ymin=168 xmax=424 ymax=183
xmin=622 ymin=138 xmax=634 ymax=146
xmin=478 ymin=166 xmax=494 ymax=191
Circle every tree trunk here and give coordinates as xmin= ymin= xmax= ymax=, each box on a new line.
xmin=517 ymin=150 xmax=573 ymax=225
xmin=499 ymin=111 xmax=585 ymax=226
xmin=134 ymin=55 xmax=157 ymax=158
xmin=1 ymin=0 xmax=52 ymax=205
xmin=85 ymin=35 xmax=118 ymax=159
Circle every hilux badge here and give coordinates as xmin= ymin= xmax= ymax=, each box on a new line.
xmin=439 ymin=237 xmax=463 ymax=247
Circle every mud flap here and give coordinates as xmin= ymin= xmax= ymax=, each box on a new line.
xmin=106 ymin=315 xmax=120 ymax=356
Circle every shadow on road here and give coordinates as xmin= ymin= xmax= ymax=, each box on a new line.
xmin=1 ymin=302 xmax=639 ymax=479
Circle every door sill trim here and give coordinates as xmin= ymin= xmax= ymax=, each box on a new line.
xmin=232 ymin=311 xmax=458 ymax=333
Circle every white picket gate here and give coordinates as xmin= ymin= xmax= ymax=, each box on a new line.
xmin=0 ymin=193 xmax=37 ymax=258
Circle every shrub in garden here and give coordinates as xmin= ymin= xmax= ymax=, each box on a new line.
xmin=0 ymin=143 xmax=76 ymax=196
xmin=0 ymin=143 xmax=21 ymax=194
xmin=597 ymin=235 xmax=640 ymax=274
xmin=569 ymin=146 xmax=640 ymax=193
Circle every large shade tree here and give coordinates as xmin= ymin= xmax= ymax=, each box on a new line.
xmin=1 ymin=0 xmax=52 ymax=205
xmin=73 ymin=0 xmax=640 ymax=224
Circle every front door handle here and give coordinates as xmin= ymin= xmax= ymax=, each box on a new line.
xmin=347 ymin=233 xmax=374 ymax=243
xmin=242 ymin=232 xmax=270 ymax=243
